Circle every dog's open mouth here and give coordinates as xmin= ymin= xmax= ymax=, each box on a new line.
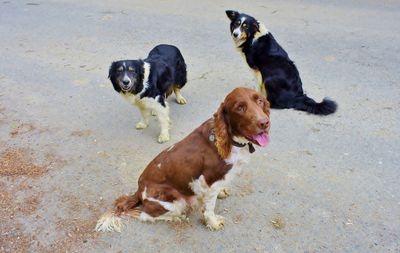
xmin=247 ymin=132 xmax=269 ymax=147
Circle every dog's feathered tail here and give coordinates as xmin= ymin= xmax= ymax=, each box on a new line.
xmin=293 ymin=94 xmax=337 ymax=115
xmin=95 ymin=191 xmax=141 ymax=232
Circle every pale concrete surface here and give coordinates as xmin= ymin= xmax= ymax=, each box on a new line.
xmin=0 ymin=0 xmax=399 ymax=252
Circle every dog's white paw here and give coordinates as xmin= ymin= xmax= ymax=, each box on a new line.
xmin=158 ymin=133 xmax=170 ymax=143
xmin=176 ymin=96 xmax=187 ymax=105
xmin=205 ymin=214 xmax=225 ymax=231
xmin=217 ymin=188 xmax=230 ymax=199
xmin=136 ymin=121 xmax=148 ymax=129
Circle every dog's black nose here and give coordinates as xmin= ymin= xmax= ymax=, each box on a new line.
xmin=233 ymin=32 xmax=239 ymax=38
xmin=122 ymin=80 xmax=130 ymax=85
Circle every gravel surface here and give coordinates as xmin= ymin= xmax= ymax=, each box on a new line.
xmin=0 ymin=0 xmax=399 ymax=252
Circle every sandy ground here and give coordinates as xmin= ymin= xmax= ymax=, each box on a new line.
xmin=0 ymin=0 xmax=399 ymax=252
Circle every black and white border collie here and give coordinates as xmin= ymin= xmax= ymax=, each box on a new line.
xmin=109 ymin=44 xmax=187 ymax=143
xmin=225 ymin=10 xmax=337 ymax=115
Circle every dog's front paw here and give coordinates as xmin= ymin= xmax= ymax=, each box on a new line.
xmin=136 ymin=121 xmax=148 ymax=129
xmin=158 ymin=133 xmax=170 ymax=143
xmin=217 ymin=188 xmax=230 ymax=199
xmin=204 ymin=214 xmax=225 ymax=231
xmin=176 ymin=95 xmax=187 ymax=105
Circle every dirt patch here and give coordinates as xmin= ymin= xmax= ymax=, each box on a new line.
xmin=0 ymin=148 xmax=47 ymax=177
xmin=33 ymin=191 xmax=102 ymax=252
xmin=0 ymin=173 xmax=98 ymax=253
xmin=168 ymin=219 xmax=193 ymax=245
xmin=232 ymin=213 xmax=243 ymax=224
xmin=0 ymin=144 xmax=69 ymax=252
xmin=0 ymin=181 xmax=40 ymax=253
xmin=70 ymin=129 xmax=92 ymax=137
xmin=271 ymin=215 xmax=286 ymax=230
xmin=0 ymin=184 xmax=13 ymax=215
xmin=0 ymin=223 xmax=33 ymax=253
xmin=233 ymin=171 xmax=255 ymax=197
xmin=10 ymin=122 xmax=35 ymax=137
xmin=0 ymin=187 xmax=43 ymax=217
xmin=0 ymin=148 xmax=66 ymax=178
xmin=18 ymin=193 xmax=43 ymax=215
xmin=39 ymin=218 xmax=99 ymax=253
xmin=45 ymin=152 xmax=68 ymax=170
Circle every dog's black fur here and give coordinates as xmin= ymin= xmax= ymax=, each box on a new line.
xmin=109 ymin=44 xmax=187 ymax=107
xmin=108 ymin=44 xmax=187 ymax=143
xmin=226 ymin=10 xmax=337 ymax=115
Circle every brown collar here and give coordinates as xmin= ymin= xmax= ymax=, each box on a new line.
xmin=209 ymin=129 xmax=255 ymax=154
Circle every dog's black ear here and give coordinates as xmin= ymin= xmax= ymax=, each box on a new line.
xmin=225 ymin=10 xmax=239 ymax=21
xmin=138 ymin=59 xmax=145 ymax=81
xmin=108 ymin=62 xmax=115 ymax=79
xmin=253 ymin=20 xmax=260 ymax=32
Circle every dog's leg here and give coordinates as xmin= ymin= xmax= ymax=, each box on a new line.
xmin=136 ymin=107 xmax=150 ymax=129
xmin=202 ymin=186 xmax=225 ymax=230
xmin=154 ymin=105 xmax=170 ymax=143
xmin=253 ymin=69 xmax=267 ymax=97
xmin=173 ymin=87 xmax=187 ymax=105
xmin=138 ymin=185 xmax=189 ymax=222
xmin=140 ymin=201 xmax=188 ymax=223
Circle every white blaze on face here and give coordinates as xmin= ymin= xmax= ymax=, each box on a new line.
xmin=122 ymin=74 xmax=131 ymax=84
xmin=232 ymin=17 xmax=246 ymax=39
xmin=232 ymin=17 xmax=247 ymax=47
xmin=120 ymin=62 xmax=133 ymax=91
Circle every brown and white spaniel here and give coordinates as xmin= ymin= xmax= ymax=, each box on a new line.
xmin=96 ymin=87 xmax=271 ymax=231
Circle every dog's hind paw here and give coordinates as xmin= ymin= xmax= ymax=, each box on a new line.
xmin=136 ymin=121 xmax=148 ymax=129
xmin=158 ymin=133 xmax=170 ymax=143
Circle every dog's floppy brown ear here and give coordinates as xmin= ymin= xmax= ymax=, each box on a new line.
xmin=214 ymin=103 xmax=232 ymax=159
xmin=262 ymin=96 xmax=270 ymax=115
xmin=225 ymin=10 xmax=239 ymax=21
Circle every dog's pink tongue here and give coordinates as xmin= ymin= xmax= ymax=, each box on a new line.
xmin=253 ymin=133 xmax=269 ymax=147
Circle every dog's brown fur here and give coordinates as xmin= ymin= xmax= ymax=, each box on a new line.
xmin=96 ymin=87 xmax=270 ymax=231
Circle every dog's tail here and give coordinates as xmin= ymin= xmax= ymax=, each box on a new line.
xmin=95 ymin=191 xmax=141 ymax=232
xmin=293 ymin=94 xmax=337 ymax=115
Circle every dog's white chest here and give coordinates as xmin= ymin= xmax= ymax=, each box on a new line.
xmin=121 ymin=93 xmax=139 ymax=105
xmin=190 ymin=146 xmax=250 ymax=199
xmin=121 ymin=93 xmax=163 ymax=111
xmin=222 ymin=146 xmax=249 ymax=184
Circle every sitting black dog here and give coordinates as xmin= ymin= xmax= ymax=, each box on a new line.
xmin=226 ymin=10 xmax=337 ymax=115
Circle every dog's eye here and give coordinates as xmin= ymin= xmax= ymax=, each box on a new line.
xmin=235 ymin=20 xmax=241 ymax=26
xmin=128 ymin=67 xmax=135 ymax=72
xmin=242 ymin=23 xmax=247 ymax=28
xmin=236 ymin=104 xmax=246 ymax=112
xmin=257 ymin=98 xmax=264 ymax=106
xmin=117 ymin=67 xmax=123 ymax=72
